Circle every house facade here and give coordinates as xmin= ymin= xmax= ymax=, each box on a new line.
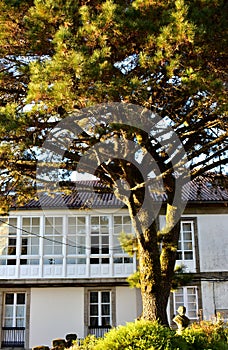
xmin=0 ymin=177 xmax=227 ymax=349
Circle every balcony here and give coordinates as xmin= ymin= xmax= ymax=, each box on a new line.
xmin=1 ymin=327 xmax=25 ymax=348
xmin=0 ymin=259 xmax=135 ymax=279
xmin=88 ymin=326 xmax=111 ymax=338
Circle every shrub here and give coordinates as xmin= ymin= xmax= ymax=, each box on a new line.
xmin=181 ymin=320 xmax=228 ymax=350
xmin=72 ymin=319 xmax=228 ymax=350
xmin=72 ymin=335 xmax=98 ymax=350
xmin=87 ymin=320 xmax=189 ymax=350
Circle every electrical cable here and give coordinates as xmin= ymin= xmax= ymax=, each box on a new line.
xmin=0 ymin=217 xmax=133 ymax=252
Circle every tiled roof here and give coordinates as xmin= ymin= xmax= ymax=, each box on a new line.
xmin=19 ymin=174 xmax=228 ymax=210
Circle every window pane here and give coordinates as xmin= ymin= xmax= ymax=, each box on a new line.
xmin=91 ymin=247 xmax=99 ymax=254
xmin=102 ymin=317 xmax=110 ymax=326
xmin=176 ymin=252 xmax=182 ymax=260
xmin=100 ymin=216 xmax=108 ymax=225
xmin=90 ymin=317 xmax=98 ymax=327
xmin=101 ymin=247 xmax=109 ymax=254
xmin=17 ymin=293 xmax=25 ymax=305
xmin=9 ymin=218 xmax=17 ymax=234
xmin=102 ymin=236 xmax=109 ymax=245
xmin=55 ymin=217 xmax=62 ymax=226
xmin=182 ymin=223 xmax=192 ymax=231
xmin=78 ymin=217 xmax=86 ymax=225
xmin=5 ymin=319 xmax=13 ymax=327
xmin=5 ymin=306 xmax=13 ymax=317
xmin=6 ymin=294 xmax=14 ymax=304
xmin=16 ymin=318 xmax=25 ymax=327
xmin=32 ymin=218 xmax=40 ymax=226
xmin=183 ymin=232 xmax=192 ymax=240
xmin=184 ymin=242 xmax=192 ymax=250
xmin=102 ymin=305 xmax=110 ymax=315
xmin=184 ymin=252 xmax=193 ymax=260
xmin=22 ymin=218 xmax=30 ymax=226
xmin=188 ymin=311 xmax=196 ymax=318
xmin=7 ymin=259 xmax=16 ymax=265
xmin=90 ymin=305 xmax=98 ymax=316
xmin=91 ymin=217 xmax=99 ymax=225
xmin=175 ymin=296 xmax=184 ymax=303
xmin=91 ymin=236 xmax=99 ymax=245
xmin=187 ymin=287 xmax=195 ymax=294
xmin=102 ymin=292 xmax=110 ymax=303
xmin=114 ymin=216 xmax=121 ymax=225
xmin=16 ymin=305 xmax=25 ymax=318
xmin=90 ymin=292 xmax=98 ymax=303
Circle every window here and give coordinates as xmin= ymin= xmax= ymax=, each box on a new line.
xmin=89 ymin=291 xmax=111 ymax=327
xmin=66 ymin=216 xmax=86 ymax=264
xmin=90 ymin=216 xmax=109 ymax=264
xmin=3 ymin=293 xmax=26 ymax=327
xmin=177 ymin=221 xmax=194 ymax=261
xmin=173 ymin=287 xmax=198 ymax=319
xmin=2 ymin=292 xmax=26 ymax=348
xmin=43 ymin=217 xmax=63 ymax=264
xmin=20 ymin=217 xmax=40 ymax=265
xmin=0 ymin=218 xmax=18 ymax=265
xmin=113 ymin=215 xmax=133 ymax=264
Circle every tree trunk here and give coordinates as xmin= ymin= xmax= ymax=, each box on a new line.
xmin=138 ymin=241 xmax=171 ymax=325
xmin=137 ymin=206 xmax=180 ymax=326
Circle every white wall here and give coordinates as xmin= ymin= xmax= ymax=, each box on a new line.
xmin=29 ymin=287 xmax=84 ymax=348
xmin=197 ymin=215 xmax=228 ymax=272
xmin=116 ymin=287 xmax=140 ymax=326
xmin=201 ymin=281 xmax=228 ymax=321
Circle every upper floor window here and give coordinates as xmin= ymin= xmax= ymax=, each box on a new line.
xmin=43 ymin=217 xmax=63 ymax=264
xmin=90 ymin=216 xmax=109 ymax=264
xmin=0 ymin=218 xmax=17 ymax=265
xmin=177 ymin=221 xmax=194 ymax=261
xmin=67 ymin=216 xmax=86 ymax=264
xmin=20 ymin=217 xmax=40 ymax=265
xmin=173 ymin=287 xmax=198 ymax=319
xmin=113 ymin=215 xmax=133 ymax=264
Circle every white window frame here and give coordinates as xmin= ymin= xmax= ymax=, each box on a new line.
xmin=177 ymin=221 xmax=195 ymax=261
xmin=66 ymin=215 xmax=87 ymax=264
xmin=89 ymin=290 xmax=112 ymax=327
xmin=173 ymin=286 xmax=198 ymax=320
xmin=43 ymin=216 xmax=63 ymax=264
xmin=20 ymin=217 xmax=40 ymax=265
xmin=90 ymin=215 xmax=110 ymax=264
xmin=113 ymin=214 xmax=134 ymax=264
xmin=0 ymin=217 xmax=18 ymax=266
xmin=3 ymin=292 xmax=26 ymax=328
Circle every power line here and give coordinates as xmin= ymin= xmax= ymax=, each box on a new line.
xmin=0 ymin=218 xmax=132 ymax=252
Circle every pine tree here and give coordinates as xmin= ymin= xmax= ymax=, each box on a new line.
xmin=0 ymin=0 xmax=227 ymax=324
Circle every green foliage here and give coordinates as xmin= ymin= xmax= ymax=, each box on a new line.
xmin=119 ymin=231 xmax=138 ymax=257
xmin=76 ymin=320 xmax=190 ymax=350
xmin=73 ymin=335 xmax=98 ymax=350
xmin=73 ymin=320 xmax=228 ymax=350
xmin=181 ymin=320 xmax=228 ymax=349
xmin=171 ymin=265 xmax=193 ymax=291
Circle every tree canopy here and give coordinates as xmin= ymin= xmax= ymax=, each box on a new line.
xmin=0 ymin=0 xmax=227 ymax=323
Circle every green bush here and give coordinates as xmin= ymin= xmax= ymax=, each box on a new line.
xmin=72 ymin=319 xmax=228 ymax=350
xmin=72 ymin=335 xmax=99 ymax=350
xmin=74 ymin=320 xmax=190 ymax=350
xmin=181 ymin=320 xmax=228 ymax=350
